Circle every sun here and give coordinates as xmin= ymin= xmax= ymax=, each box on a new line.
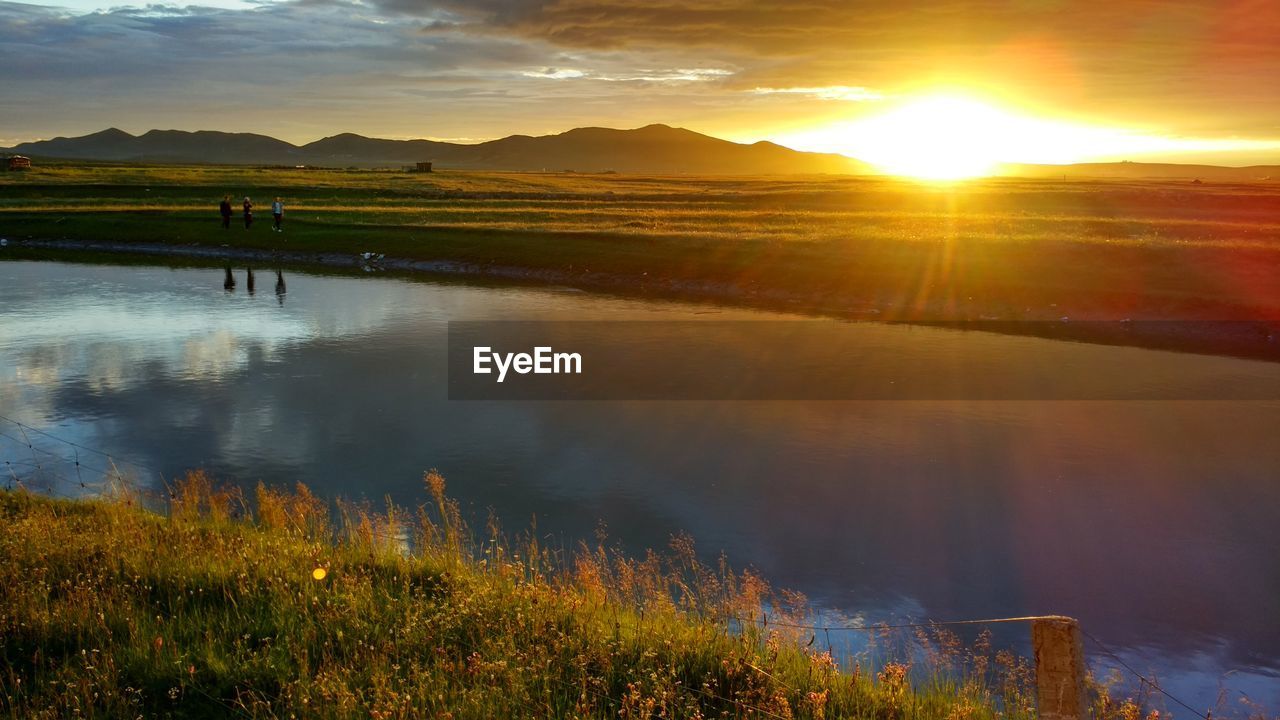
xmin=774 ymin=91 xmax=1280 ymax=179
xmin=770 ymin=92 xmax=1133 ymax=180
xmin=844 ymin=95 xmax=1015 ymax=179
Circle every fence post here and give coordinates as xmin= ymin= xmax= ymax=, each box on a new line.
xmin=1032 ymin=616 xmax=1088 ymax=720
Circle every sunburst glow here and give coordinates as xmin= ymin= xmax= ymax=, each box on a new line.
xmin=851 ymin=96 xmax=1011 ymax=178
xmin=774 ymin=93 xmax=1280 ymax=180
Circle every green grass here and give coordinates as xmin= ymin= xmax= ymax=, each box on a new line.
xmin=0 ymin=473 xmax=1052 ymax=720
xmin=3 ymin=163 xmax=1280 ymax=321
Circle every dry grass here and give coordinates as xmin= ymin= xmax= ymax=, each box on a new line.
xmin=1 ymin=472 xmax=1058 ymax=720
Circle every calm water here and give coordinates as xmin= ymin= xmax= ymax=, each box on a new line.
xmin=2 ymin=259 xmax=1278 ymax=711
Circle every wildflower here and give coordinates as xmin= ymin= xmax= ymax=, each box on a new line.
xmin=425 ymin=470 xmax=446 ymax=500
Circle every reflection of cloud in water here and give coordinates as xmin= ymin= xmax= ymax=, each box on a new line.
xmin=0 ymin=262 xmax=454 ymax=403
xmin=5 ymin=307 xmax=313 ymax=388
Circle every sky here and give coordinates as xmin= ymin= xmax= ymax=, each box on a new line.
xmin=2 ymin=0 xmax=1279 ymax=166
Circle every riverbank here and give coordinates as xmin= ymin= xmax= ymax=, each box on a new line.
xmin=4 ymin=165 xmax=1280 ymax=359
xmin=4 ymin=166 xmax=1280 ymax=322
xmin=1 ymin=478 xmax=1046 ymax=719
xmin=8 ymin=237 xmax=1280 ymax=364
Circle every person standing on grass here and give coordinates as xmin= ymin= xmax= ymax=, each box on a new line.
xmin=219 ymin=195 xmax=233 ymax=229
xmin=242 ymin=196 xmax=253 ymax=229
xmin=271 ymin=197 xmax=284 ymax=233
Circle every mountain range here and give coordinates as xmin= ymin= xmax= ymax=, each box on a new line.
xmin=3 ymin=125 xmax=871 ymax=175
xmin=5 ymin=125 xmax=1278 ymax=180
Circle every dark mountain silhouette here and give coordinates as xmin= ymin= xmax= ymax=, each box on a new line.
xmin=7 ymin=124 xmax=871 ymax=175
xmin=299 ymin=133 xmax=454 ymax=166
xmin=15 ymin=128 xmax=139 ymax=160
xmin=9 ymin=126 xmax=1278 ymax=179
xmin=11 ymin=128 xmax=302 ymax=165
xmin=130 ymin=129 xmax=300 ymax=165
xmin=432 ymin=124 xmax=861 ymax=174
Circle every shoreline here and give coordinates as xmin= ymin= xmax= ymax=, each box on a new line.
xmin=6 ymin=236 xmax=894 ymax=314
xmin=7 ymin=236 xmax=1280 ymax=364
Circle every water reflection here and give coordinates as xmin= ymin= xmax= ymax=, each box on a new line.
xmin=0 ymin=258 xmax=1277 ymax=711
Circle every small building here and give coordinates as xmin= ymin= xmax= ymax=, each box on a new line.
xmin=414 ymin=161 xmax=433 ymax=173
xmin=6 ymin=155 xmax=32 ymax=171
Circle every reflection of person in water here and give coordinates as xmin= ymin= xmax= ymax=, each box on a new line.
xmin=224 ymin=265 xmax=235 ymax=291
xmin=246 ymin=267 xmax=255 ymax=295
xmin=275 ymin=269 xmax=286 ymax=306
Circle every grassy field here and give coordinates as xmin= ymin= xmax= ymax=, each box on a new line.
xmin=0 ymin=474 xmax=1103 ymax=720
xmin=3 ymin=163 xmax=1280 ymax=321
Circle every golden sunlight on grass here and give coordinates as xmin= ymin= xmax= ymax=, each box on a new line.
xmin=0 ymin=477 xmax=1059 ymax=719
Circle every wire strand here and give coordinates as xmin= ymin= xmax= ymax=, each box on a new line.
xmin=728 ymin=612 xmax=1076 ymax=633
xmin=1080 ymin=627 xmax=1209 ymax=720
xmin=0 ymin=414 xmax=159 ymax=474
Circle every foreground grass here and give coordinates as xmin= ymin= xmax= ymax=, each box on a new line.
xmin=0 ymin=473 xmax=1046 ymax=720
xmin=3 ymin=164 xmax=1280 ymax=320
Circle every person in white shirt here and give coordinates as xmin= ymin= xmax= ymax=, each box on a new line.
xmin=272 ymin=197 xmax=284 ymax=232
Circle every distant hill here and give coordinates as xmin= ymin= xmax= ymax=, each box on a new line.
xmin=1001 ymin=160 xmax=1280 ymax=182
xmin=8 ymin=128 xmax=304 ymax=166
xmin=427 ymin=125 xmax=862 ymax=174
xmin=299 ymin=133 xmax=455 ymax=166
xmin=5 ymin=125 xmax=872 ymax=175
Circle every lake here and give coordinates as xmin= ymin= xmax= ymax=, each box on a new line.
xmin=2 ymin=258 xmax=1278 ymax=712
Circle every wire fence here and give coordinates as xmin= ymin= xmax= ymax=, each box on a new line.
xmin=728 ymin=613 xmax=1080 ymax=633
xmin=0 ymin=411 xmax=1215 ymax=720
xmin=1080 ymin=627 xmax=1211 ymax=720
xmin=726 ymin=612 xmax=1211 ymax=720
xmin=0 ymin=413 xmax=157 ymax=498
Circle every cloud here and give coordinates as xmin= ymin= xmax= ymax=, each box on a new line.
xmin=2 ymin=0 xmax=1278 ymax=156
xmin=1 ymin=0 xmax=779 ymax=145
xmin=522 ymin=67 xmax=587 ymax=79
xmin=522 ymin=65 xmax=731 ymax=83
xmin=395 ymin=0 xmax=1280 ymax=137
xmin=751 ymin=86 xmax=884 ymax=102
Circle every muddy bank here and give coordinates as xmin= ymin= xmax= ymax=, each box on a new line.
xmin=4 ymin=237 xmax=881 ymax=314
xmin=6 ymin=237 xmax=1280 ymax=364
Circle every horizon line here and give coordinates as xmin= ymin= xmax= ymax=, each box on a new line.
xmin=8 ymin=124 xmax=1280 ymax=172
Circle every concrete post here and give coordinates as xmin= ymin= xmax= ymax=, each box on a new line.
xmin=1032 ymin=616 xmax=1088 ymax=720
